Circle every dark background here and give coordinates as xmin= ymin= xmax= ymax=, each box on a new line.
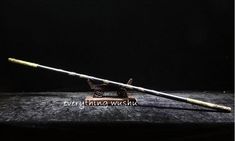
xmin=0 ymin=1 xmax=234 ymax=140
xmin=0 ymin=0 xmax=233 ymax=92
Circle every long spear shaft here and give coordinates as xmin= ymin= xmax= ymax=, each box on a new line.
xmin=8 ymin=58 xmax=231 ymax=112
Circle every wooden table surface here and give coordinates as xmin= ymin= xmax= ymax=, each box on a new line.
xmin=0 ymin=91 xmax=233 ymax=140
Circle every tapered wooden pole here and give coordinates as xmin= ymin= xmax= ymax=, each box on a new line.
xmin=8 ymin=58 xmax=232 ymax=112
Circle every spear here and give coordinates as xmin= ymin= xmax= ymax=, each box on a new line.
xmin=8 ymin=58 xmax=231 ymax=112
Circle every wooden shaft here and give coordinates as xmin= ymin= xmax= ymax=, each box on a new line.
xmin=8 ymin=58 xmax=232 ymax=112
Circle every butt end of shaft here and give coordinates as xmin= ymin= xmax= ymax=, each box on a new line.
xmin=187 ymin=98 xmax=232 ymax=112
xmin=8 ymin=58 xmax=38 ymax=68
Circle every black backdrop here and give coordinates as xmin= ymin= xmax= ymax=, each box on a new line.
xmin=0 ymin=0 xmax=233 ymax=92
